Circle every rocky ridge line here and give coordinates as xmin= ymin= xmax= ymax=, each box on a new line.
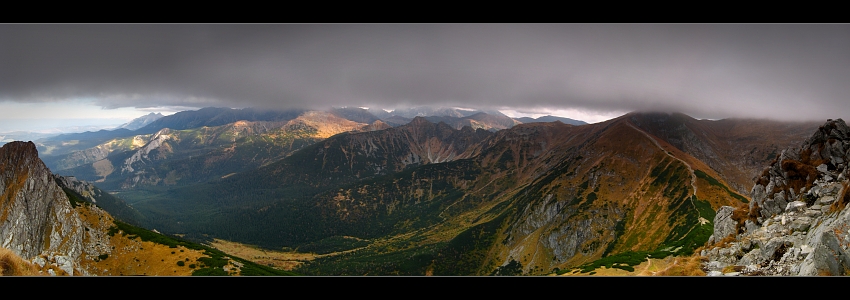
xmin=703 ymin=119 xmax=850 ymax=276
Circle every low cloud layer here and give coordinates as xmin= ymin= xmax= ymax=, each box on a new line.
xmin=2 ymin=24 xmax=849 ymax=121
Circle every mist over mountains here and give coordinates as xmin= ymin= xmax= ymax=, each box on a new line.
xmin=4 ymin=24 xmax=850 ymax=276
xmin=3 ymin=104 xmax=848 ymax=276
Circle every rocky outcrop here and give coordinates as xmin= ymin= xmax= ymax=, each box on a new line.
xmin=703 ymin=119 xmax=850 ymax=276
xmin=0 ymin=141 xmax=85 ymax=273
xmin=122 ymin=128 xmax=173 ymax=173
xmin=750 ymin=119 xmax=850 ymax=219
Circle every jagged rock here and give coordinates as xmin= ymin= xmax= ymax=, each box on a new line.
xmin=740 ymin=239 xmax=752 ymax=251
xmin=738 ymin=248 xmax=765 ymax=266
xmin=762 ymin=198 xmax=783 ymax=217
xmin=810 ymin=185 xmax=821 ymax=197
xmin=745 ymin=220 xmax=760 ymax=233
xmin=703 ymin=118 xmax=850 ymax=276
xmin=0 ymin=142 xmax=84 ymax=261
xmin=705 ymin=260 xmax=728 ymax=271
xmin=774 ymin=191 xmax=788 ymax=213
xmin=786 ymin=201 xmax=807 ymax=213
xmin=750 ymin=184 xmax=766 ymax=212
xmin=54 ymin=255 xmax=75 ymax=276
xmin=789 ymin=219 xmax=811 ymax=232
xmin=32 ymin=256 xmax=46 ymax=268
xmin=797 ymin=202 xmax=850 ymax=275
xmin=804 ymin=209 xmax=822 ymax=218
xmin=798 ymin=238 xmax=844 ymax=276
xmin=711 ymin=206 xmax=738 ymax=243
xmin=821 ymin=183 xmax=841 ymax=197
xmin=763 ymin=238 xmax=792 ymax=260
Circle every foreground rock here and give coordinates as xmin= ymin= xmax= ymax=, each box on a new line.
xmin=0 ymin=142 xmax=87 ymax=275
xmin=703 ymin=119 xmax=850 ymax=276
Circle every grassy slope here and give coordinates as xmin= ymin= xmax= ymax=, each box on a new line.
xmin=68 ymin=191 xmax=297 ymax=276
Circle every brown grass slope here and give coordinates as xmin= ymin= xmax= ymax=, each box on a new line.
xmin=485 ymin=116 xmax=747 ymax=274
xmin=627 ymin=112 xmax=820 ymax=196
xmin=71 ymin=200 xmax=211 ymax=276
xmin=0 ymin=247 xmax=42 ymax=276
xmin=305 ymin=114 xmax=750 ymax=275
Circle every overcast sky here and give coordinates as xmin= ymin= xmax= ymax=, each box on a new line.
xmin=2 ymin=23 xmax=849 ymax=128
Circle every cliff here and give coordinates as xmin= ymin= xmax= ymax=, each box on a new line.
xmin=0 ymin=141 xmax=84 ymax=274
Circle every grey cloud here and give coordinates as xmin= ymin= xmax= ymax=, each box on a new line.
xmin=2 ymin=24 xmax=849 ymax=121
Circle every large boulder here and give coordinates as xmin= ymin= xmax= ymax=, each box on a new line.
xmin=710 ymin=206 xmax=738 ymax=244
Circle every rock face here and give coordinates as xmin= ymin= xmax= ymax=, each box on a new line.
xmin=122 ymin=128 xmax=172 ymax=173
xmin=703 ymin=119 xmax=850 ymax=276
xmin=0 ymin=141 xmax=84 ymax=269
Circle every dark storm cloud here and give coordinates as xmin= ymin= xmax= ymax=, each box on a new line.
xmin=2 ymin=24 xmax=849 ymax=121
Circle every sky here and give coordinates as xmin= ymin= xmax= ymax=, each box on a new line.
xmin=2 ymin=23 xmax=849 ymax=131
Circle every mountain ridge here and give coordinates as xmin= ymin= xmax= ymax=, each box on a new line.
xmin=11 ymin=107 xmax=834 ymax=276
xmin=123 ymin=112 xmax=761 ymax=275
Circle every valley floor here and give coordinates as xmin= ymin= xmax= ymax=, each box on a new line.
xmin=557 ymin=257 xmax=674 ymax=276
xmin=209 ymin=239 xmax=317 ymax=271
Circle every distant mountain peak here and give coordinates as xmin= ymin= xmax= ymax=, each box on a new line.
xmin=513 ymin=115 xmax=587 ymax=126
xmin=117 ymin=112 xmax=165 ymax=131
xmin=409 ymin=116 xmax=433 ymax=125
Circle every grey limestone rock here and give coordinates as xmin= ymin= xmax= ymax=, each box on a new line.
xmin=705 ymin=260 xmax=727 ymax=271
xmin=702 ymin=119 xmax=850 ymax=276
xmin=0 ymin=142 xmax=84 ymax=261
xmin=819 ymin=195 xmax=836 ymax=205
xmin=0 ymin=141 xmax=89 ymax=276
xmin=713 ymin=206 xmax=738 ymax=242
xmin=786 ymin=201 xmax=807 ymax=213
xmin=738 ymin=248 xmax=766 ymax=266
xmin=744 ymin=220 xmax=760 ymax=233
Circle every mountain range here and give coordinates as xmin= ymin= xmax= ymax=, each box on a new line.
xmin=1 ymin=105 xmax=842 ymax=276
